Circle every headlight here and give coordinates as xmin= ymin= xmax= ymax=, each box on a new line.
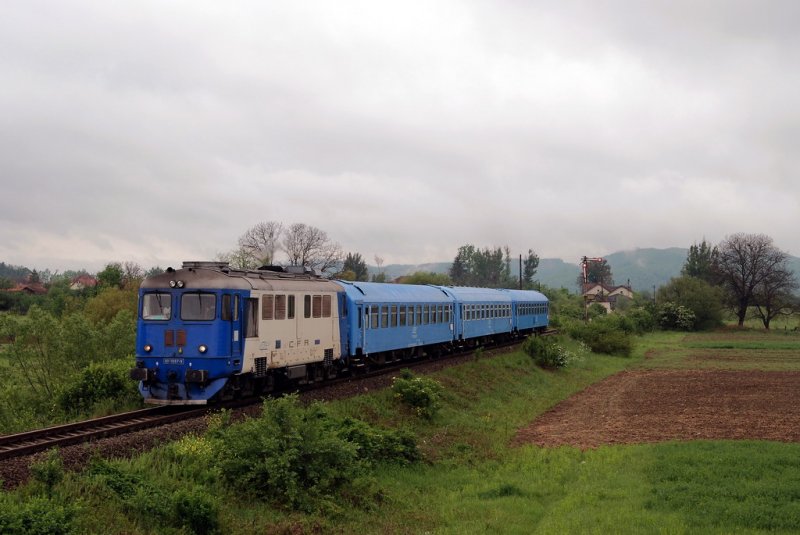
xmin=198 ymin=344 xmax=208 ymax=354
xmin=143 ymin=344 xmax=153 ymax=353
xmin=169 ymin=280 xmax=177 ymax=288
xmin=176 ymin=280 xmax=185 ymax=288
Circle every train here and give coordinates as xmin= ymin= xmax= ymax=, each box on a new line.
xmin=130 ymin=261 xmax=549 ymax=405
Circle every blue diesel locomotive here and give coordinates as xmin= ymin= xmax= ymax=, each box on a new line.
xmin=130 ymin=261 xmax=549 ymax=404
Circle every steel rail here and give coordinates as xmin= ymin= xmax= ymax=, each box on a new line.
xmin=0 ymin=406 xmax=205 ymax=460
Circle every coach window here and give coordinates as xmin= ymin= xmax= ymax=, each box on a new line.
xmin=245 ymin=298 xmax=259 ymax=337
xmin=381 ymin=306 xmax=388 ymax=328
xmin=288 ymin=295 xmax=295 ymax=319
xmin=181 ymin=292 xmax=216 ymax=321
xmin=370 ymin=306 xmax=378 ymax=329
xmin=275 ymin=295 xmax=286 ymax=320
xmin=399 ymin=305 xmax=406 ymax=326
xmin=391 ymin=305 xmax=398 ymax=327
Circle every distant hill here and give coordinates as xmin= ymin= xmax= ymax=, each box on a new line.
xmin=376 ymin=248 xmax=800 ymax=294
xmin=604 ymin=248 xmax=688 ymax=293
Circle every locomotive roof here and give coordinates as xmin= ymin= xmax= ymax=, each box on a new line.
xmin=141 ymin=265 xmax=343 ymax=293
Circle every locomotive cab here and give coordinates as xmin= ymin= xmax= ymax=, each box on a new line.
xmin=131 ymin=263 xmax=247 ymax=404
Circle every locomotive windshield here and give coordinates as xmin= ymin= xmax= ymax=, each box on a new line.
xmin=181 ymin=292 xmax=217 ymax=321
xmin=142 ymin=293 xmax=172 ymax=320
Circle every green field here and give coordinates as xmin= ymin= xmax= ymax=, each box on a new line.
xmin=5 ymin=329 xmax=800 ymax=534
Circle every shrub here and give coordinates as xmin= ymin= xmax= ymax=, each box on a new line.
xmin=658 ymin=302 xmax=697 ymax=331
xmin=172 ymin=488 xmax=220 ymax=535
xmin=212 ymin=395 xmax=363 ymax=511
xmin=0 ymin=495 xmax=78 ymax=535
xmin=625 ymin=307 xmax=656 ymax=333
xmin=30 ymin=448 xmax=64 ymax=497
xmin=391 ymin=369 xmax=443 ymax=419
xmin=336 ymin=417 xmax=419 ymax=464
xmin=57 ymin=360 xmax=140 ymax=414
xmin=522 ymin=336 xmax=568 ymax=368
xmin=87 ymin=458 xmax=219 ymax=534
xmin=568 ymin=316 xmax=633 ymax=357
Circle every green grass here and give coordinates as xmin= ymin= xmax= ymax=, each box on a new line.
xmin=638 ymin=329 xmax=800 ymax=371
xmin=6 ymin=329 xmax=800 ymax=533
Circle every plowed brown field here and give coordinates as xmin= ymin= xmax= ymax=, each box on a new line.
xmin=513 ymin=369 xmax=800 ymax=448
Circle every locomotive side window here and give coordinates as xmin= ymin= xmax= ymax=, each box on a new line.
xmin=275 ymin=295 xmax=286 ymax=320
xmin=262 ymin=295 xmax=274 ymax=320
xmin=181 ymin=293 xmax=216 ymax=321
xmin=288 ymin=295 xmax=295 ymax=319
xmin=142 ymin=293 xmax=171 ymax=320
xmin=313 ymin=295 xmax=322 ymax=318
xmin=304 ymin=295 xmax=311 ymax=318
xmin=245 ymin=298 xmax=259 ymax=337
xmin=221 ymin=294 xmax=231 ymax=321
xmin=322 ymin=295 xmax=332 ymax=318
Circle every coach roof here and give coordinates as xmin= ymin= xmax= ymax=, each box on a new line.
xmin=336 ymin=281 xmax=452 ymax=303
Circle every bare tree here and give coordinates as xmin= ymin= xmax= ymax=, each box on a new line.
xmin=122 ymin=261 xmax=144 ymax=288
xmin=282 ymin=223 xmax=342 ymax=274
xmin=714 ymin=233 xmax=792 ymax=327
xmin=238 ymin=221 xmax=284 ymax=267
xmin=753 ymin=264 xmax=798 ymax=329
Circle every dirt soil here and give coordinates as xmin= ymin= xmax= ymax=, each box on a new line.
xmin=513 ymin=370 xmax=800 ymax=448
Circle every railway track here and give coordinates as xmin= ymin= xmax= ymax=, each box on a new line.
xmin=1 ymin=332 xmax=554 ymax=462
xmin=0 ymin=406 xmax=206 ymax=460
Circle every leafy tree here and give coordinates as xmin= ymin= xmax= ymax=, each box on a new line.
xmin=522 ymin=249 xmax=540 ymax=288
xmin=0 ymin=276 xmax=12 ymax=290
xmin=577 ymin=258 xmax=614 ymax=290
xmin=342 ymin=252 xmax=368 ymax=281
xmin=0 ymin=307 xmax=66 ymax=398
xmin=657 ymin=275 xmax=724 ymax=330
xmin=449 ymin=244 xmax=518 ymax=287
xmin=283 ymin=223 xmax=343 ymax=274
xmin=97 ymin=263 xmax=124 ymax=289
xmin=145 ymin=266 xmax=164 ymax=278
xmin=400 ymin=271 xmax=452 ymax=285
xmin=714 ymin=233 xmax=793 ymax=327
xmin=84 ymin=287 xmax=138 ymax=325
xmin=682 ymin=239 xmax=718 ymax=283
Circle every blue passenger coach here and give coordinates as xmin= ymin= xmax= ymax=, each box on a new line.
xmin=338 ymin=281 xmax=454 ymax=362
xmin=505 ymin=289 xmax=550 ymax=333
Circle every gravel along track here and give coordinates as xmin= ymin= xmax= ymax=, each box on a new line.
xmin=514 ymin=369 xmax=800 ymax=449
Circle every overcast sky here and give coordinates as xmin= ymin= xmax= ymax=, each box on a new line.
xmin=1 ymin=1 xmax=798 ymax=273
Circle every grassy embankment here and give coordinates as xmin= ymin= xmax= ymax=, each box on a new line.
xmin=5 ymin=329 xmax=800 ymax=533
xmin=322 ymin=330 xmax=800 ymax=534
